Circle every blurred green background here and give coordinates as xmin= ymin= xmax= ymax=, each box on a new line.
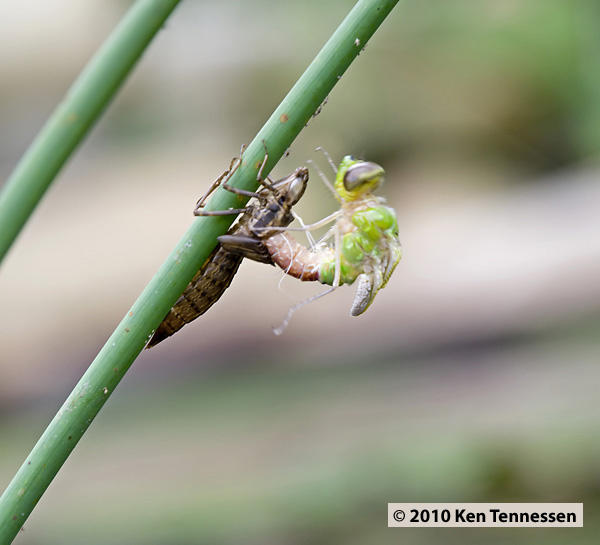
xmin=1 ymin=0 xmax=599 ymax=543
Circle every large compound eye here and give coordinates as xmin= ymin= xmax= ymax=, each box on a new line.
xmin=343 ymin=162 xmax=384 ymax=192
xmin=287 ymin=176 xmax=307 ymax=204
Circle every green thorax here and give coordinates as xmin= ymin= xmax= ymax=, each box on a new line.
xmin=319 ymin=155 xmax=398 ymax=286
xmin=319 ymin=203 xmax=399 ymax=286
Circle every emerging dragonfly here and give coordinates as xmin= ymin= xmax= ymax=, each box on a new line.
xmin=146 ymin=156 xmax=309 ymax=347
xmin=223 ymin=153 xmax=401 ymax=333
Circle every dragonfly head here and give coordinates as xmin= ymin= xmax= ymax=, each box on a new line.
xmin=271 ymin=166 xmax=309 ymax=206
xmin=336 ymin=156 xmax=385 ymax=201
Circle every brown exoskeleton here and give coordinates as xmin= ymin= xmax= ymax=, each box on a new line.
xmin=147 ymin=153 xmax=308 ymax=347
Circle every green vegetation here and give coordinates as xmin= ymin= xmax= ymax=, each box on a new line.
xmin=0 ymin=1 xmax=400 ymax=541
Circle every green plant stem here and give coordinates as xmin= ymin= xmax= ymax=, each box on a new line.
xmin=0 ymin=0 xmax=182 ymax=265
xmin=0 ymin=0 xmax=400 ymax=541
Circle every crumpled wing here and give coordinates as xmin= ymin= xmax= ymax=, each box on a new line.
xmin=350 ymin=238 xmax=401 ymax=317
xmin=351 ymin=271 xmax=382 ymax=316
xmin=381 ymin=238 xmax=402 ymax=289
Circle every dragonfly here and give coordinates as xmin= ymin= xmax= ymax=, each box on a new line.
xmin=146 ymin=155 xmax=309 ymax=347
xmin=222 ymin=153 xmax=401 ymax=333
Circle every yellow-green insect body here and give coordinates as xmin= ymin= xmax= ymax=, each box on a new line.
xmin=266 ymin=156 xmax=401 ymax=316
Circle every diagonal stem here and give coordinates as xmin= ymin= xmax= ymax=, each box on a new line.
xmin=0 ymin=0 xmax=183 ymax=265
xmin=0 ymin=1 xmax=401 ymax=541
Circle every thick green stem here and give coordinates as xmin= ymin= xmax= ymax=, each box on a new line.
xmin=0 ymin=0 xmax=400 ymax=541
xmin=0 ymin=0 xmax=182 ymax=265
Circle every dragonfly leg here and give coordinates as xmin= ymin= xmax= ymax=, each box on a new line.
xmin=221 ymin=184 xmax=261 ymax=199
xmin=220 ymin=141 xmax=276 ymax=198
xmin=220 ymin=140 xmax=280 ymax=201
xmin=256 ymin=140 xmax=279 ymax=191
xmin=194 ymin=207 xmax=247 ymax=217
xmin=315 ymin=146 xmax=338 ymax=173
xmin=253 ymin=210 xmax=342 ymax=234
xmin=311 ymin=226 xmax=335 ymax=247
xmin=273 ymin=286 xmax=336 ymax=336
xmin=292 ymin=210 xmax=317 ymax=249
xmin=194 ymin=152 xmax=244 ymax=213
xmin=193 ymin=143 xmax=267 ymax=216
xmin=194 ymin=168 xmax=233 ymax=212
xmin=333 ymin=221 xmax=341 ymax=288
xmin=306 ymin=159 xmax=337 ymax=197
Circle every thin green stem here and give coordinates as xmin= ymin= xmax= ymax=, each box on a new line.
xmin=0 ymin=0 xmax=182 ymax=265
xmin=0 ymin=0 xmax=400 ymax=541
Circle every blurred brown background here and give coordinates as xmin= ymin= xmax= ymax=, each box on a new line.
xmin=1 ymin=1 xmax=599 ymax=543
